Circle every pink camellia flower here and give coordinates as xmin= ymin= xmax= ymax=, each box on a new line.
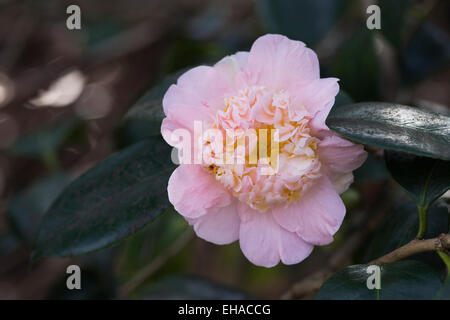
xmin=161 ymin=34 xmax=367 ymax=267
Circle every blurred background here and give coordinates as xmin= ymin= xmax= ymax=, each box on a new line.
xmin=0 ymin=0 xmax=448 ymax=299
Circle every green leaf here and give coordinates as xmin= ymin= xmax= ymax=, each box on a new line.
xmin=353 ymin=153 xmax=389 ymax=184
xmin=140 ymin=276 xmax=251 ymax=300
xmin=316 ymin=260 xmax=442 ymax=300
xmin=364 ymin=200 xmax=449 ymax=263
xmin=116 ymin=71 xmax=183 ymax=148
xmin=331 ymin=91 xmax=390 ymax=185
xmin=46 ymin=248 xmax=118 ymax=299
xmin=385 ymin=151 xmax=450 ymax=207
xmin=256 ymin=0 xmax=347 ymax=47
xmin=435 ymin=280 xmax=450 ymax=300
xmin=32 ymin=137 xmax=175 ymax=261
xmin=326 ymin=102 xmax=450 ymax=160
xmin=47 ymin=267 xmax=117 ymax=300
xmin=116 ymin=117 xmax=164 ymax=149
xmin=7 ymin=174 xmax=71 ymax=243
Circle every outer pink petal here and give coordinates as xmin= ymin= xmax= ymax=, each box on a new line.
xmin=272 ymin=176 xmax=345 ymax=246
xmin=161 ymin=66 xmax=233 ymax=146
xmin=161 ymin=117 xmax=189 ymax=148
xmin=167 ymin=165 xmax=232 ymax=219
xmin=163 ymin=66 xmax=232 ymax=115
xmin=161 ymin=106 xmax=211 ymax=152
xmin=318 ymin=133 xmax=367 ymax=193
xmin=238 ymin=202 xmax=314 ymax=267
xmin=245 ymin=34 xmax=319 ymax=91
xmin=188 ymin=200 xmax=240 ymax=245
xmin=293 ymin=78 xmax=339 ymax=132
xmin=329 ymin=173 xmax=355 ymax=195
xmin=279 ymin=226 xmax=314 ymax=265
xmin=214 ymin=52 xmax=249 ymax=90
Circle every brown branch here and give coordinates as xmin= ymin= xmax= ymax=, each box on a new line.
xmin=281 ymin=201 xmax=389 ymax=300
xmin=282 ymin=233 xmax=450 ymax=300
xmin=281 ymin=227 xmax=376 ymax=300
xmin=368 ymin=233 xmax=450 ymax=266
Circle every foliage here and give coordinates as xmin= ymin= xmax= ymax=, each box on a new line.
xmin=1 ymin=0 xmax=449 ymax=300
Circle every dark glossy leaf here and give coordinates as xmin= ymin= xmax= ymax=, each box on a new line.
xmin=377 ymin=261 xmax=443 ymax=300
xmin=256 ymin=0 xmax=347 ymax=47
xmin=7 ymin=174 xmax=71 ymax=243
xmin=364 ymin=200 xmax=449 ymax=263
xmin=326 ymin=102 xmax=450 ymax=160
xmin=435 ymin=280 xmax=450 ymax=300
xmin=332 ymin=92 xmax=390 ymax=185
xmin=48 ymin=269 xmax=117 ymax=300
xmin=116 ymin=119 xmax=164 ymax=149
xmin=316 ymin=260 xmax=442 ymax=300
xmin=385 ymin=151 xmax=450 ymax=207
xmin=330 ymin=30 xmax=380 ymax=101
xmin=116 ymin=72 xmax=183 ymax=148
xmin=354 ymin=152 xmax=389 ymax=184
xmin=401 ymin=23 xmax=450 ymax=84
xmin=46 ymin=248 xmax=118 ymax=300
xmin=317 ymin=264 xmax=377 ymax=300
xmin=32 ymin=137 xmax=175 ymax=261
xmin=125 ymin=74 xmax=176 ymax=120
xmin=140 ymin=276 xmax=251 ymax=300
xmin=413 ymin=100 xmax=450 ymax=117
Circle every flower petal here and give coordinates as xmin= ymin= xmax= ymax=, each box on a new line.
xmin=330 ymin=172 xmax=355 ymax=195
xmin=279 ymin=225 xmax=314 ymax=265
xmin=214 ymin=52 xmax=249 ymax=90
xmin=161 ymin=66 xmax=234 ymax=145
xmin=168 ymin=165 xmax=232 ymax=219
xmin=163 ymin=66 xmax=232 ymax=115
xmin=238 ymin=202 xmax=314 ymax=267
xmin=318 ymin=133 xmax=367 ymax=193
xmin=272 ymin=176 xmax=346 ymax=245
xmin=245 ymin=34 xmax=319 ymax=90
xmin=293 ymin=78 xmax=339 ymax=131
xmin=319 ymin=133 xmax=368 ymax=172
xmin=188 ymin=200 xmax=240 ymax=245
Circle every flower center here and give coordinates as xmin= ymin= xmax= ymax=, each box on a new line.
xmin=204 ymin=86 xmax=321 ymax=211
